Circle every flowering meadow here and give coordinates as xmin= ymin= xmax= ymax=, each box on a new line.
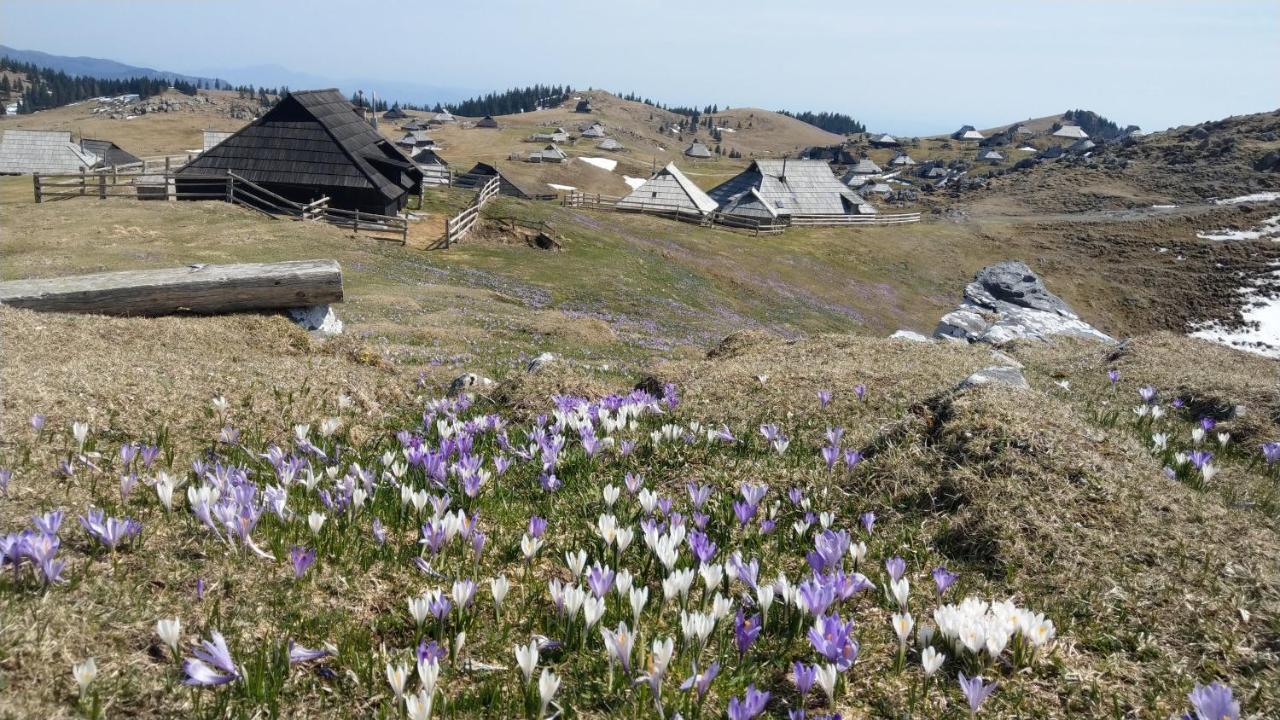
xmin=1 ymin=331 xmax=1277 ymax=719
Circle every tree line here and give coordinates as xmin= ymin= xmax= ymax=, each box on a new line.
xmin=444 ymin=84 xmax=574 ymax=117
xmin=1060 ymin=109 xmax=1138 ymax=140
xmin=776 ymin=110 xmax=866 ymax=135
xmin=0 ymin=57 xmax=235 ymax=114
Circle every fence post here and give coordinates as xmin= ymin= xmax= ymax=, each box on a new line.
xmin=354 ymin=210 xmax=360 ymax=236
xmin=80 ymin=167 xmax=86 ymax=196
xmin=32 ymin=173 xmax=41 ymax=203
xmin=226 ymin=175 xmax=234 ymax=203
xmin=99 ymin=172 xmax=107 ymax=199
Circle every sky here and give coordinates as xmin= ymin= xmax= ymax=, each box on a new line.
xmin=2 ymin=0 xmax=1277 ymax=134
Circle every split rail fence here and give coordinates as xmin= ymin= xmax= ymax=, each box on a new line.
xmin=441 ymin=175 xmax=501 ymax=247
xmin=32 ymin=167 xmax=409 ymax=243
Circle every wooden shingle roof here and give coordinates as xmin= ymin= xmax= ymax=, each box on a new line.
xmin=80 ymin=138 xmax=141 ymax=167
xmin=177 ymin=89 xmax=420 ymax=202
xmin=709 ymin=159 xmax=871 ymax=216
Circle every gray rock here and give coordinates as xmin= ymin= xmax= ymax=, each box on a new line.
xmin=889 ymin=330 xmax=932 ymax=342
xmin=287 ymin=305 xmax=343 ymax=335
xmin=448 ymin=373 xmax=495 ymax=398
xmin=526 ymin=352 xmax=557 ymax=373
xmin=933 ymin=261 xmax=1113 ymax=345
xmin=988 ymin=349 xmax=1024 ymax=368
xmin=960 ymin=365 xmax=1029 ymax=390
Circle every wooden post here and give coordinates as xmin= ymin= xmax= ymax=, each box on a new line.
xmin=99 ymin=172 xmax=107 ymax=199
xmin=33 ymin=174 xmax=42 ymax=203
xmin=226 ymin=175 xmax=234 ymax=203
xmin=165 ymin=156 xmax=171 ymax=173
xmin=80 ymin=167 xmax=87 ymax=196
xmin=353 ymin=210 xmax=360 ymax=236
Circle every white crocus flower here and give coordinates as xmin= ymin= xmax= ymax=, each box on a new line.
xmin=602 ymin=484 xmax=620 ymax=507
xmin=565 ymin=549 xmax=588 ymax=579
xmin=629 ymin=586 xmax=649 ymax=628
xmin=408 ymin=595 xmax=430 ymax=626
xmin=921 ymin=646 xmax=945 ymax=676
xmin=699 ymin=563 xmax=723 ymax=593
xmin=156 ymin=618 xmax=182 ymax=657
xmin=515 ymin=640 xmax=539 ymax=684
xmin=814 ymin=663 xmax=837 ymax=703
xmin=538 ymin=668 xmax=561 ymax=718
xmin=490 ymin=575 xmax=510 ymax=610
xmin=404 ymin=689 xmax=433 ymax=720
xmin=386 ymin=662 xmax=409 ymax=698
xmin=308 ymin=511 xmax=326 ymax=535
xmin=72 ymin=658 xmax=97 ymax=694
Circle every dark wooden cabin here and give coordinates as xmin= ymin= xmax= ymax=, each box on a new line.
xmin=176 ymin=89 xmax=422 ymax=216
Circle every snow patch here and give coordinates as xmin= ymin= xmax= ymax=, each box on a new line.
xmin=1213 ymin=192 xmax=1280 ymax=205
xmin=623 ymin=176 xmax=646 ymax=190
xmin=288 ymin=305 xmax=343 ymax=336
xmin=1197 ymin=214 xmax=1280 ymax=241
xmin=579 ymin=157 xmax=617 ymax=172
xmin=1191 ymin=262 xmax=1280 ymax=357
xmin=546 ymin=183 xmax=576 ymax=191
xmin=1151 ymin=204 xmax=1177 ymax=209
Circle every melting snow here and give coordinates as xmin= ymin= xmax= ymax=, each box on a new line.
xmin=623 ymin=176 xmax=646 ymax=190
xmin=579 ymin=157 xmax=617 ymax=172
xmin=1191 ymin=262 xmax=1280 ymax=357
xmin=1214 ymin=192 xmax=1280 ymax=205
xmin=1197 ymin=214 xmax=1280 ymax=241
xmin=546 ymin=183 xmax=576 ymax=191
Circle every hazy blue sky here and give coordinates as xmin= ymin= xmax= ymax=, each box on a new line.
xmin=2 ymin=0 xmax=1277 ymax=134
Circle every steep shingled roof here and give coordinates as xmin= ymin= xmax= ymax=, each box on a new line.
xmin=617 ymin=162 xmax=718 ymax=215
xmin=709 ymin=159 xmax=872 ymax=216
xmin=0 ymin=130 xmax=97 ymax=174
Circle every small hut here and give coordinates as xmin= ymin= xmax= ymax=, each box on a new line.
xmin=412 ymin=148 xmax=448 ymax=168
xmin=717 ymin=187 xmax=780 ymax=222
xmin=0 ymin=130 xmax=98 ymax=174
xmin=1067 ymin=139 xmax=1097 ymax=154
xmin=475 ymin=115 xmax=499 ymax=129
xmin=402 ymin=119 xmax=430 ymax=132
xmin=889 ymin=153 xmax=916 ymax=166
xmin=575 ymin=98 xmax=592 ymax=113
xmin=532 ymin=128 xmax=569 ymax=142
xmin=528 ymin=144 xmax=568 ymax=163
xmin=430 ymin=110 xmax=457 ymax=125
xmin=596 ymin=138 xmax=624 ymax=151
xmin=382 ymin=106 xmax=408 ymax=120
xmin=581 ymin=123 xmax=607 ymax=139
xmin=684 ymin=141 xmax=712 ymax=159
xmin=80 ymin=138 xmax=142 ymax=168
xmin=1053 ymin=124 xmax=1089 ymax=139
xmin=616 ymin=162 xmax=718 ymax=217
xmin=456 ymin=162 xmax=530 ymax=197
xmin=709 ymin=159 xmax=875 ymax=217
xmin=952 ymin=126 xmax=984 ymax=141
xmin=847 ymin=158 xmax=882 ymax=175
xmin=870 ymin=133 xmax=899 ymax=147
xmin=978 ymin=149 xmax=1004 ymax=164
xmin=397 ymin=130 xmax=435 ymax=151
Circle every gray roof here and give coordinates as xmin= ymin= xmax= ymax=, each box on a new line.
xmin=1053 ymin=124 xmax=1089 ymax=139
xmin=954 ymin=128 xmax=984 ymax=140
xmin=581 ymin=124 xmax=607 ymax=138
xmin=80 ymin=138 xmax=141 ymax=167
xmin=890 ymin=153 xmax=916 ymax=165
xmin=412 ymin=148 xmax=448 ymax=166
xmin=596 ymin=138 xmax=623 ymax=151
xmin=0 ymin=130 xmax=98 ymax=174
xmin=431 ymin=111 xmax=457 ymax=123
xmin=718 ymin=186 xmax=780 ymax=220
xmin=872 ymin=133 xmax=898 ymax=144
xmin=848 ymin=158 xmax=882 ymax=174
xmin=617 ymin=162 xmax=718 ymax=215
xmin=979 ymin=149 xmax=1004 ymax=161
xmin=709 ymin=159 xmax=872 ymax=216
xmin=529 ymin=143 xmax=568 ymax=162
xmin=1068 ymin=139 xmax=1096 ymax=153
xmin=685 ymin=141 xmax=712 ymax=158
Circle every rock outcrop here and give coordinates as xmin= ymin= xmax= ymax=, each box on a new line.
xmin=934 ymin=261 xmax=1112 ymax=345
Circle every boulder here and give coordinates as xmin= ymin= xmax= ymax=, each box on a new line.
xmin=526 ymin=352 xmax=557 ymax=373
xmin=287 ymin=305 xmax=343 ymax=335
xmin=959 ymin=365 xmax=1029 ymax=390
xmin=933 ymin=261 xmax=1112 ymax=345
xmin=448 ymin=373 xmax=495 ymax=398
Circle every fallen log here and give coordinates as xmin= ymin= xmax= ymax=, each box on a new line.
xmin=0 ymin=260 xmax=343 ymax=316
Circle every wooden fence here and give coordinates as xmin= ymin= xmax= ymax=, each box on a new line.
xmin=442 ymin=175 xmax=501 ymax=247
xmin=563 ymin=191 xmax=790 ymax=235
xmin=787 ymin=212 xmax=922 ymax=226
xmin=32 ymin=168 xmax=409 ymax=243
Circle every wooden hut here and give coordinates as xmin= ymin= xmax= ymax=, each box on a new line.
xmin=456 ymin=162 xmax=531 ymax=198
xmin=575 ymin=99 xmax=593 ymax=113
xmin=175 ymin=89 xmax=422 ymax=216
xmin=870 ymin=133 xmax=899 ymax=147
xmin=952 ymin=126 xmax=984 ymax=141
xmin=889 ymin=152 xmax=916 ymax=166
xmin=475 ymin=115 xmax=499 ymax=129
xmin=684 ymin=141 xmax=712 ymax=159
xmin=80 ymin=138 xmax=142 ymax=168
xmin=382 ymin=106 xmax=408 ymax=120
xmin=528 ymin=144 xmax=568 ymax=163
xmin=709 ymin=159 xmax=875 ymax=217
xmin=596 ymin=138 xmax=624 ymax=151
xmin=616 ymin=162 xmax=718 ymax=217
xmin=0 ymin=130 xmax=98 ymax=174
xmin=1053 ymin=124 xmax=1089 ymax=139
xmin=581 ymin=123 xmax=607 ymax=139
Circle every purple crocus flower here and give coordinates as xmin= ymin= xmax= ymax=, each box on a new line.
xmin=371 ymin=518 xmax=386 ymax=545
xmin=843 ymin=449 xmax=863 ymax=470
xmin=528 ymin=516 xmax=548 ymax=538
xmin=807 ymin=613 xmax=859 ymax=670
xmin=183 ymin=630 xmax=241 ymax=686
xmin=688 ymin=530 xmax=718 ymax=564
xmin=727 ymin=685 xmax=770 ymax=720
xmin=854 ymin=384 xmax=867 ymax=401
xmin=733 ymin=500 xmax=758 ymax=527
xmin=140 ymin=445 xmax=161 ymax=468
xmin=1107 ymin=369 xmax=1119 ymax=384
xmin=687 ymin=483 xmax=713 ymax=509
xmin=957 ymin=673 xmax=997 ymax=716
xmin=587 ymin=563 xmax=615 ymax=598
xmin=679 ymin=660 xmax=719 ymax=700
xmin=288 ymin=641 xmax=330 ymax=664
xmin=793 ymin=661 xmax=816 ymax=697
xmin=932 ymin=566 xmax=958 ymax=597
xmin=860 ymin=511 xmax=876 ymax=534
xmin=821 ymin=446 xmax=839 ymax=471
xmin=289 ymin=546 xmax=316 ymax=579
xmin=625 ymin=472 xmax=644 ymax=494
xmin=1262 ymin=442 xmax=1280 ymax=465
xmin=1138 ymin=386 xmax=1158 ymax=404
xmin=79 ymin=507 xmax=141 ymax=551
xmin=33 ymin=510 xmax=64 ymax=536
xmin=817 ymin=390 xmax=832 ymax=408
xmin=788 ymin=488 xmax=804 ymax=506
xmin=759 ymin=518 xmax=776 ymax=535
xmin=885 ymin=556 xmax=906 ymax=582
xmin=429 ymin=592 xmax=452 ymax=620
xmin=0 ymin=468 xmax=9 ymax=497
xmin=119 ymin=443 xmax=139 ymax=466
xmin=417 ymin=639 xmax=447 ymax=664
xmin=1187 ymin=682 xmax=1239 ymax=720
xmin=196 ymin=577 xmax=206 ymax=600
xmin=1189 ymin=450 xmax=1213 ymax=470
xmin=734 ymin=609 xmax=762 ymax=656
xmin=1200 ymin=417 xmax=1216 ymax=431
xmin=31 ymin=413 xmax=46 ymax=431
xmin=1172 ymin=397 xmax=1185 ymax=409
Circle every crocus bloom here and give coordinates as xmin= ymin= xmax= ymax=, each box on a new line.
xmin=72 ymin=658 xmax=96 ymax=694
xmin=1188 ymin=682 xmax=1240 ymax=720
xmin=817 ymin=390 xmax=832 ymax=408
xmin=515 ymin=640 xmax=539 ymax=683
xmin=183 ymin=630 xmax=241 ymax=686
xmin=156 ymin=618 xmax=182 ymax=657
xmin=921 ymin=646 xmax=945 ymax=676
xmin=288 ymin=641 xmax=330 ymax=664
xmin=860 ymin=511 xmax=876 ymax=534
xmin=386 ymin=663 xmax=409 ymax=697
xmin=679 ymin=660 xmax=719 ymax=700
xmin=885 ymin=556 xmax=906 ymax=582
xmin=957 ymin=672 xmax=997 ymax=716
xmin=932 ymin=566 xmax=958 ymax=597
xmin=727 ymin=684 xmax=770 ymax=720
xmin=793 ymin=661 xmax=816 ymax=697
xmin=289 ymin=546 xmax=316 ymax=579
xmin=808 ymin=613 xmax=859 ymax=670
xmin=854 ymin=384 xmax=867 ymax=401
xmin=734 ymin=609 xmax=761 ymax=656
xmin=538 ymin=668 xmax=560 ymax=718
xmin=79 ymin=508 xmax=141 ymax=551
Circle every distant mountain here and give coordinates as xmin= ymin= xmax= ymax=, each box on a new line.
xmin=192 ymin=63 xmax=478 ymax=108
xmin=0 ymin=45 xmax=222 ymax=85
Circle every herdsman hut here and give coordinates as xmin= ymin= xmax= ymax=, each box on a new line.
xmin=1052 ymin=124 xmax=1088 ymax=139
xmin=575 ymin=98 xmax=593 ymax=113
xmin=175 ymin=89 xmax=423 ymax=216
xmin=709 ymin=159 xmax=876 ymax=217
xmin=382 ymin=106 xmax=408 ymax=120
xmin=0 ymin=130 xmax=98 ymax=174
xmin=80 ymin=138 xmax=142 ymax=168
xmin=475 ymin=115 xmax=499 ymax=128
xmin=685 ymin=141 xmax=712 ymax=159
xmin=616 ymin=162 xmax=718 ymax=217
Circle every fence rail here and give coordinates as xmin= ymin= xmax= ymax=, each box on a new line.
xmin=787 ymin=212 xmax=922 ymax=226
xmin=32 ymin=168 xmax=409 ymax=243
xmin=442 ymin=175 xmax=501 ymax=247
